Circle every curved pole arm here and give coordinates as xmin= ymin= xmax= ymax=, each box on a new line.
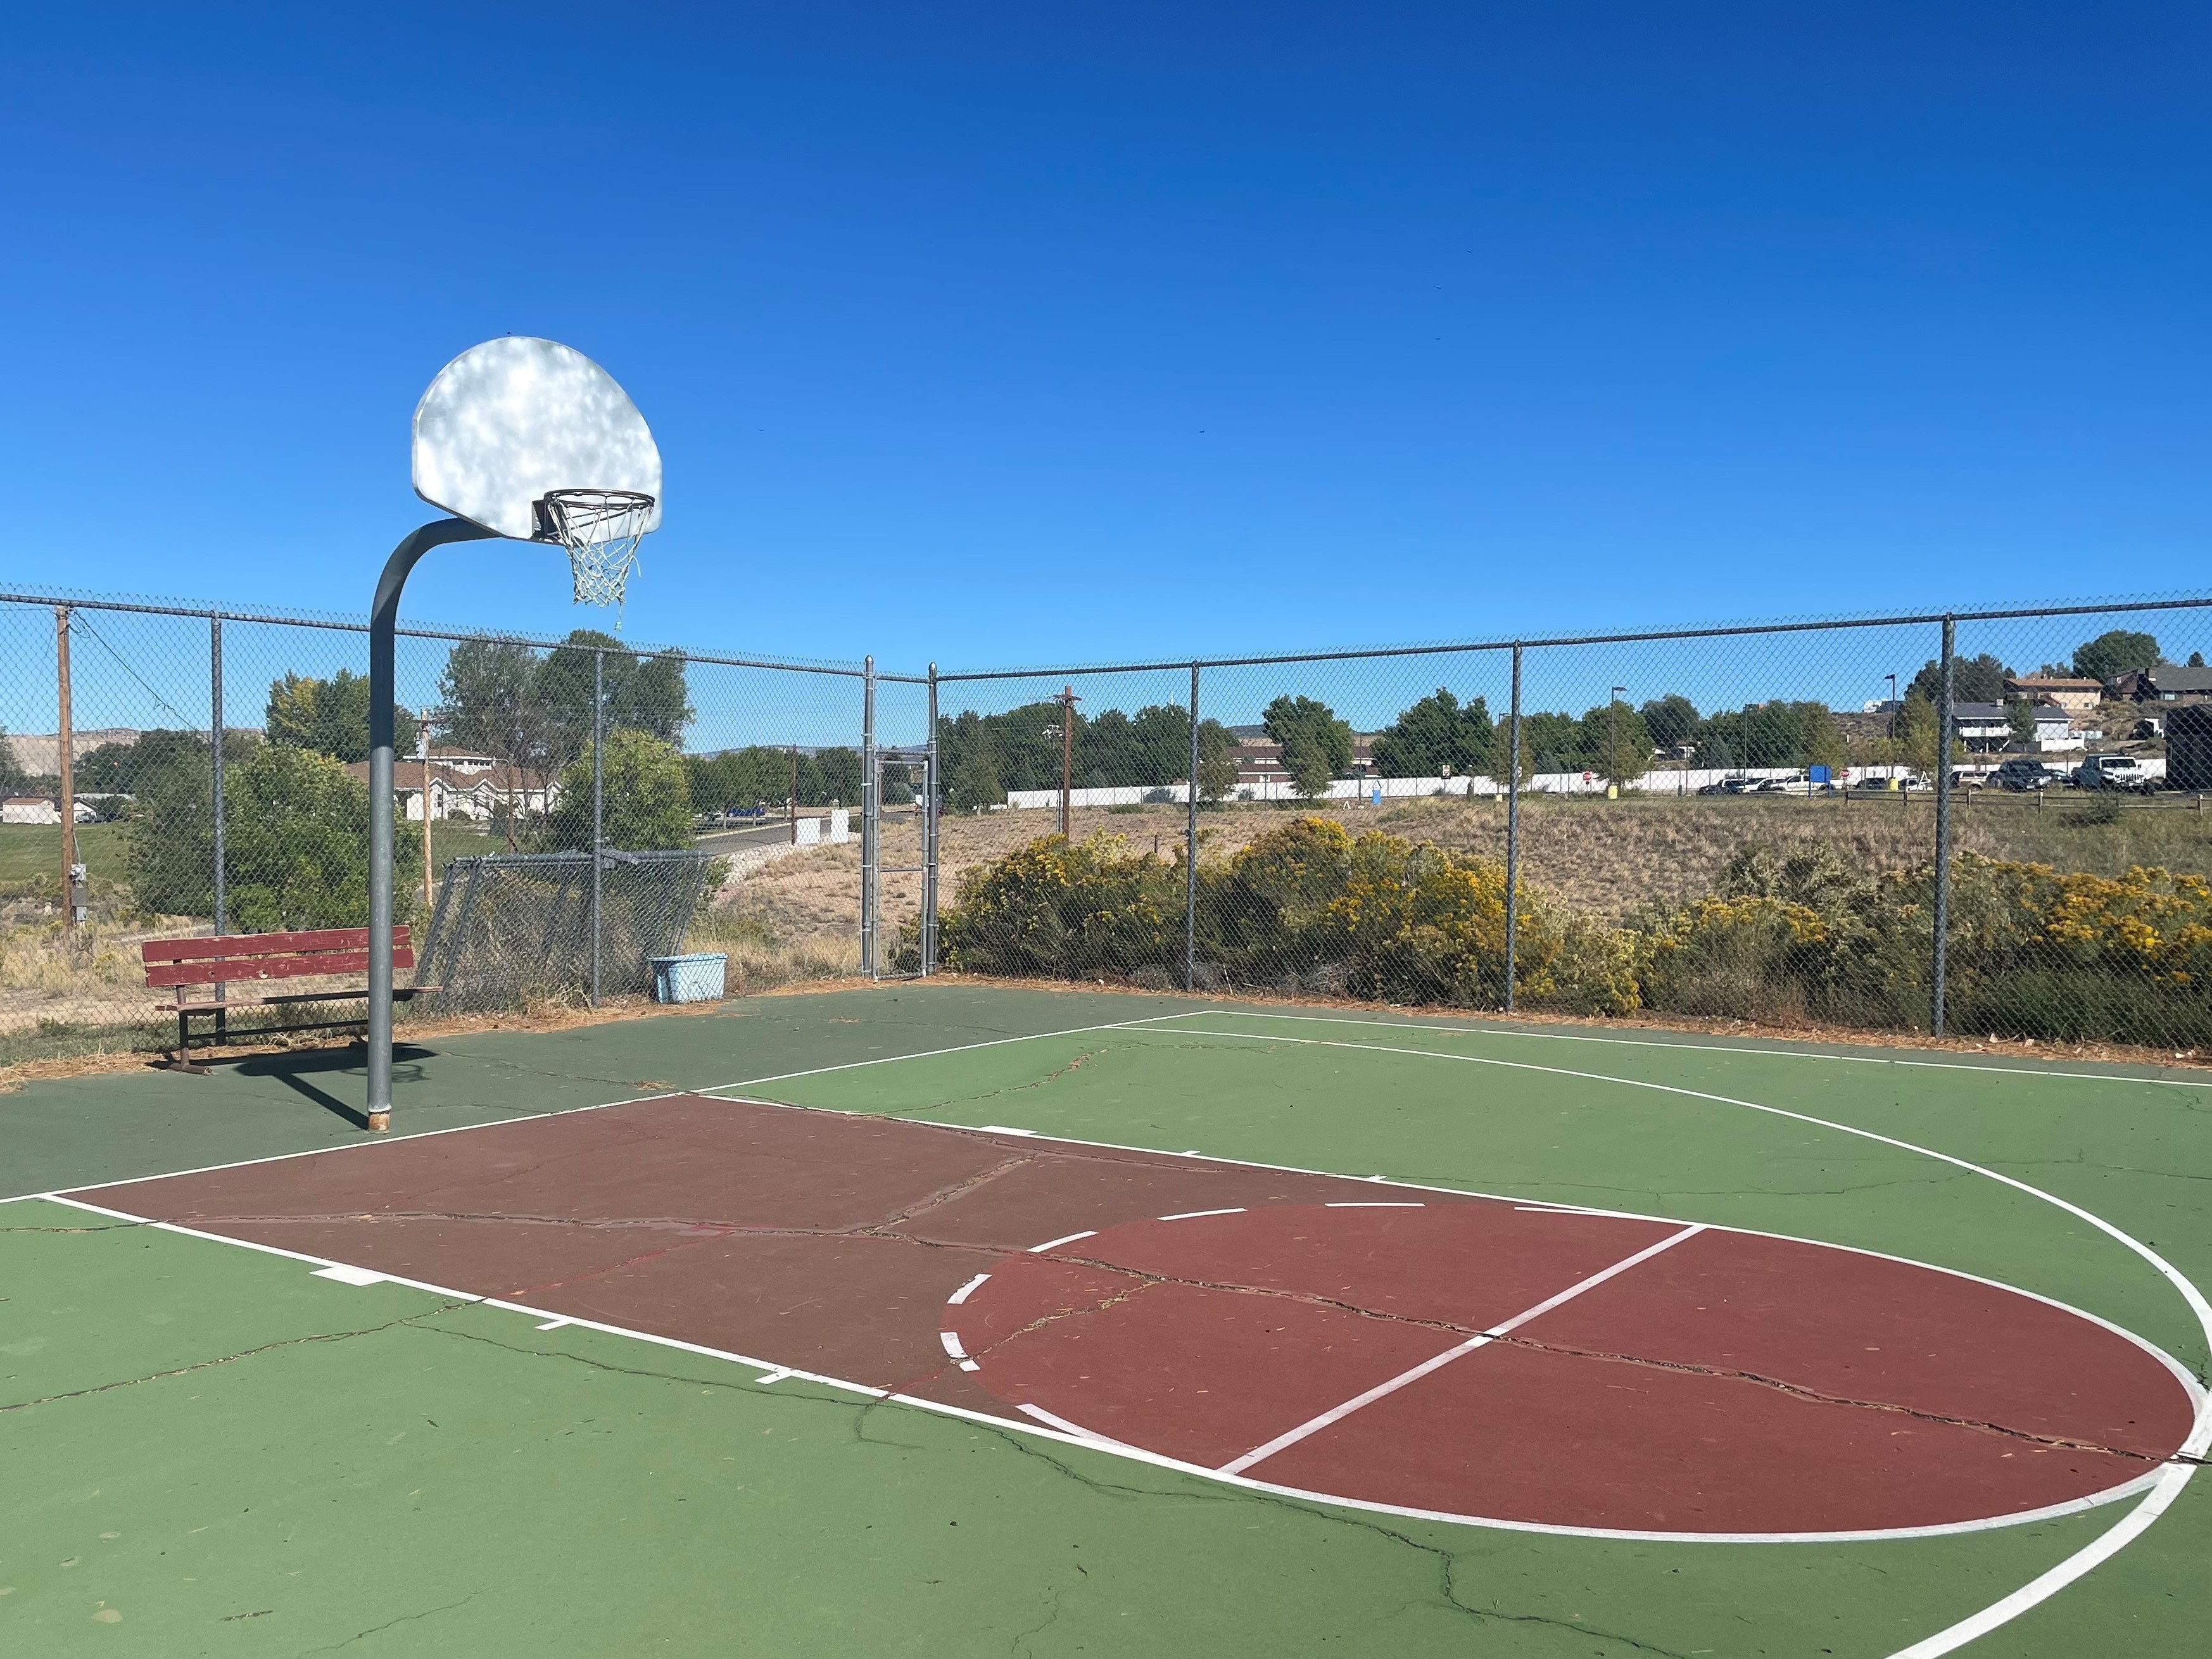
xmin=367 ymin=517 xmax=501 ymax=1130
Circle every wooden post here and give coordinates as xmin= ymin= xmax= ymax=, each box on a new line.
xmin=1056 ymin=684 xmax=1079 ymax=838
xmin=56 ymin=606 xmax=77 ymax=928
xmin=790 ymin=744 xmax=799 ymax=844
xmin=419 ymin=711 xmax=434 ymax=907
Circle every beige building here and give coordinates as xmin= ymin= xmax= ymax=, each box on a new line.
xmin=2001 ymin=677 xmax=2102 ymax=715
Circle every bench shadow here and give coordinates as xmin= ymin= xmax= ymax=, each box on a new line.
xmin=232 ymin=1046 xmax=438 ymax=1132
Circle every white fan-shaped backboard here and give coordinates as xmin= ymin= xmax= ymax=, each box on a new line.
xmin=412 ymin=337 xmax=662 ymax=541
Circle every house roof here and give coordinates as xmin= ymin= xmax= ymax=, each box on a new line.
xmin=1951 ymin=702 xmax=2009 ymax=721
xmin=2005 ymin=676 xmax=2102 ymax=692
xmin=2144 ymin=665 xmax=2212 ymax=693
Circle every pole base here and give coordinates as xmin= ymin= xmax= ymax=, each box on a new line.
xmin=367 ymin=1110 xmax=391 ymax=1133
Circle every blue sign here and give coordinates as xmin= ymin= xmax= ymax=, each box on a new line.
xmin=1809 ymin=765 xmax=1832 ymax=784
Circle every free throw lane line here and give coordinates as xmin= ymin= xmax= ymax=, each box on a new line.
xmin=1218 ymin=1223 xmax=1705 ymax=1476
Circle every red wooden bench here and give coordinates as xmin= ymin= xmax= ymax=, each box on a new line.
xmin=141 ymin=927 xmax=435 ymax=1072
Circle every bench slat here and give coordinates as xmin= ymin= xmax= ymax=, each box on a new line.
xmin=149 ymin=949 xmax=415 ymax=989
xmin=142 ymin=926 xmax=410 ymax=965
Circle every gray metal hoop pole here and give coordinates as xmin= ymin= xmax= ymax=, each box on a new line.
xmin=590 ymin=648 xmax=605 ymax=1008
xmin=367 ymin=517 xmax=499 ymax=1132
xmin=1931 ymin=616 xmax=1956 ymax=1037
xmin=1504 ymin=644 xmax=1523 ymax=1014
xmin=1185 ymin=663 xmax=1200 ymax=994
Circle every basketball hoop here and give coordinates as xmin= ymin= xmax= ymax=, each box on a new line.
xmin=534 ymin=488 xmax=655 ymax=612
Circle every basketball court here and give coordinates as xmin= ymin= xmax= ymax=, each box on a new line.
xmin=4 ymin=983 xmax=2208 ymax=1655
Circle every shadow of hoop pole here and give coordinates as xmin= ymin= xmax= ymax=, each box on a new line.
xmin=367 ymin=517 xmax=500 ymax=1132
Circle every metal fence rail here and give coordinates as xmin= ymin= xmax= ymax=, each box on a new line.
xmin=3 ymin=584 xmax=2209 ymax=1064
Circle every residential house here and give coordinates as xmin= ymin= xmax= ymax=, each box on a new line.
xmin=2002 ymin=676 xmax=2103 ymax=715
xmin=343 ymin=748 xmax=559 ymax=824
xmin=2029 ymin=705 xmax=2085 ymax=753
xmin=2135 ymin=665 xmax=2212 ymax=705
xmin=3 ymin=797 xmax=58 ymax=824
xmin=1949 ymin=703 xmax=2013 ymax=754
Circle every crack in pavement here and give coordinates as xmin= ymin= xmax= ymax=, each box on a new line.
xmin=419 ymin=1316 xmax=1690 ymax=1655
xmin=0 ymin=1299 xmax=474 ymax=1416
xmin=296 ymin=1589 xmax=483 ymax=1655
xmin=971 ymin=1252 xmax=2206 ymax=1469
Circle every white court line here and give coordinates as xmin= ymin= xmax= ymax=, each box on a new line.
xmin=700 ymin=1014 xmax=1194 ymax=1094
xmin=1028 ymin=1230 xmax=1098 ymax=1253
xmin=1130 ymin=1022 xmax=2212 ymax=1655
xmin=27 ymin=1189 xmax=2175 ymax=1547
xmin=1019 ymin=1402 xmax=1133 ymax=1447
xmin=979 ymin=1125 xmax=1037 ymax=1135
xmin=937 ymin=1330 xmax=980 ymax=1372
xmin=312 ymin=1264 xmax=387 ymax=1287
xmin=1219 ymin=1225 xmax=1704 ymax=1476
xmin=1160 ymin=1006 xmax=2212 ymax=1089
xmin=1158 ymin=1208 xmax=1244 ymax=1221
xmin=1327 ymin=1201 xmax=1424 ymax=1208
xmin=947 ymin=1273 xmax=990 ymax=1305
xmin=19 ymin=1008 xmax=2204 ymax=1615
xmin=0 ymin=1013 xmax=1185 ymax=1211
xmin=534 ymin=1317 xmax=571 ymax=1332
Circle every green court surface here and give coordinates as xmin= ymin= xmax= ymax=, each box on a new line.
xmin=3 ymin=984 xmax=2207 ymax=1656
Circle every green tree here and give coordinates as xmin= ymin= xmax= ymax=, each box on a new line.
xmin=544 ymin=729 xmax=693 ymax=851
xmin=947 ymin=744 xmax=1005 ymax=811
xmin=1894 ymin=695 xmax=1942 ymax=774
xmin=1194 ymin=719 xmax=1238 ymax=800
xmin=1639 ymin=694 xmax=1703 ymax=755
xmin=1262 ymin=695 xmax=1354 ymax=781
xmin=2006 ymin=699 xmax=2038 ymax=745
xmin=265 ymin=669 xmax=418 ymax=764
xmin=2072 ymin=629 xmax=2161 ymax=686
xmin=805 ymin=747 xmax=863 ymax=806
xmin=1488 ymin=717 xmax=1535 ymax=786
xmin=1579 ymin=701 xmax=1653 ymax=785
xmin=128 ymin=741 xmax=412 ymax=926
xmin=531 ymin=630 xmax=693 ymax=765
xmin=1279 ymin=727 xmax=1336 ymax=798
xmin=1370 ymin=688 xmax=1494 ymax=778
xmin=1904 ymin=653 xmax=2012 ymax=707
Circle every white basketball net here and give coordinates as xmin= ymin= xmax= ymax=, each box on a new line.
xmin=534 ymin=489 xmax=655 ymax=614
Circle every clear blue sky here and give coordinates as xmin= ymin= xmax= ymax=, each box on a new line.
xmin=9 ymin=3 xmax=2207 ymax=677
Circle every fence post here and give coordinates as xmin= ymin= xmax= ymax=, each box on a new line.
xmin=861 ymin=655 xmax=878 ymax=976
xmin=590 ymin=648 xmax=604 ymax=1007
xmin=1505 ymin=643 xmax=1523 ymax=1014
xmin=56 ymin=606 xmax=78 ymax=928
xmin=1931 ymin=616 xmax=1956 ymax=1037
xmin=1186 ymin=662 xmax=1201 ymax=994
xmin=210 ymin=615 xmax=227 ymax=935
xmin=925 ymin=663 xmax=940 ymax=975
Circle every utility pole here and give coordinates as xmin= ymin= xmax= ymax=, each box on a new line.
xmin=56 ymin=607 xmax=80 ymax=928
xmin=1056 ymin=684 xmax=1080 ymax=838
xmin=418 ymin=710 xmax=434 ymax=908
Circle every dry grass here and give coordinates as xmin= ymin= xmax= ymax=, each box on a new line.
xmin=933 ymin=793 xmax=2212 ymax=924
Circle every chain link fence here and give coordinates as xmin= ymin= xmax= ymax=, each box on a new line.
xmin=5 ymin=587 xmax=2210 ymax=1066
xmin=932 ymin=598 xmax=2212 ymax=1056
xmin=0 ymin=592 xmax=891 ymax=1064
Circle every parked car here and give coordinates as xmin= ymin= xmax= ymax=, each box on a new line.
xmin=1695 ymin=776 xmax=1760 ymax=796
xmin=1991 ymin=758 xmax=2064 ymax=792
xmin=2073 ymin=754 xmax=2155 ymax=793
xmin=1850 ymin=776 xmax=1900 ymax=793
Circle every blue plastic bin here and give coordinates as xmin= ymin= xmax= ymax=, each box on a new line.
xmin=650 ymin=952 xmax=727 ymax=1004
